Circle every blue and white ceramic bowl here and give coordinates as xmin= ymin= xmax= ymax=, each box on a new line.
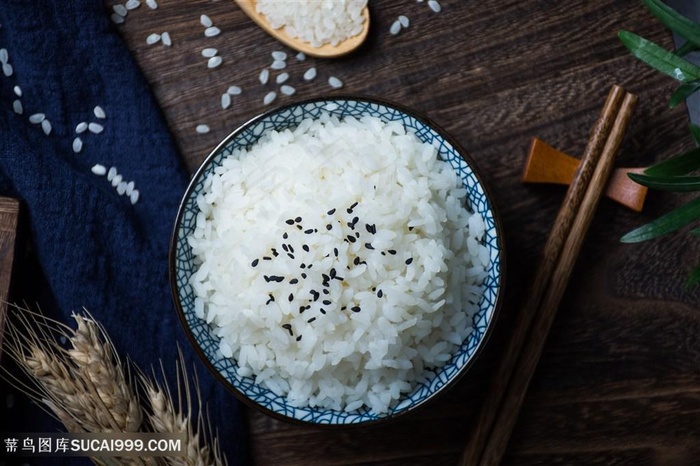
xmin=170 ymin=96 xmax=504 ymax=426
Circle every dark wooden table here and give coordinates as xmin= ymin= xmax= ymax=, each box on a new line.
xmin=106 ymin=0 xmax=700 ymax=464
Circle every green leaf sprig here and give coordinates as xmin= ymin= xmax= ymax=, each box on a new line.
xmin=619 ymin=0 xmax=700 ymax=286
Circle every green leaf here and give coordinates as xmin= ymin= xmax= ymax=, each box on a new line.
xmin=619 ymin=30 xmax=700 ymax=81
xmin=621 ymin=196 xmax=700 ymax=243
xmin=691 ymin=124 xmax=700 ymax=146
xmin=628 ymin=172 xmax=700 ymax=191
xmin=644 ymin=0 xmax=700 ymax=48
xmin=670 ymin=80 xmax=700 ymax=108
xmin=643 ymin=146 xmax=700 ymax=177
xmin=686 ymin=263 xmax=700 ymax=287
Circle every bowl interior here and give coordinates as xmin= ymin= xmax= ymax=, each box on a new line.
xmin=171 ymin=97 xmax=503 ymax=425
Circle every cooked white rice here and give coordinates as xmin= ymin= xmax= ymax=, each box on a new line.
xmin=188 ymin=113 xmax=489 ymax=414
xmin=256 ymin=0 xmax=367 ymax=48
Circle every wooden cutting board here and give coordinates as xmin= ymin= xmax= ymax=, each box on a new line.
xmin=0 ymin=197 xmax=20 ymax=355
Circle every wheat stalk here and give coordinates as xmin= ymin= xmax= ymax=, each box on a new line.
xmin=139 ymin=352 xmax=227 ymax=466
xmin=0 ymin=306 xmax=227 ymax=466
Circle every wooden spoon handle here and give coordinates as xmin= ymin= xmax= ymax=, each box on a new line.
xmin=0 ymin=197 xmax=20 ymax=356
xmin=522 ymin=137 xmax=647 ymax=212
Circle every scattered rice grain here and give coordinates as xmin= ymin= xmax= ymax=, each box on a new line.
xmin=116 ymin=181 xmax=128 ymax=195
xmin=146 ymin=33 xmax=161 ymax=45
xmin=111 ymin=13 xmax=125 ymax=24
xmin=146 ymin=0 xmax=158 ymax=9
xmin=91 ymin=164 xmax=106 ymax=176
xmin=13 ymin=85 xmax=21 ymax=97
xmin=88 ymin=122 xmax=104 ymax=134
xmin=280 ymin=85 xmax=296 ymax=96
xmin=113 ymin=4 xmax=128 ymax=16
xmin=208 ymin=56 xmax=223 ymax=68
xmin=0 ymin=49 xmax=7 ymax=64
xmin=221 ymin=93 xmax=231 ymax=109
xmin=200 ymin=14 xmax=213 ymax=28
xmin=276 ymin=72 xmax=289 ymax=84
xmin=296 ymin=52 xmax=306 ymax=61
xmin=2 ymin=63 xmax=13 ymax=77
xmin=126 ymin=0 xmax=140 ymax=10
xmin=125 ymin=181 xmax=135 ymax=196
xmin=161 ymin=32 xmax=172 ymax=46
xmin=259 ymin=68 xmax=270 ymax=85
xmin=303 ymin=67 xmax=317 ymax=81
xmin=263 ymin=91 xmax=277 ymax=105
xmin=94 ymin=106 xmax=106 ymax=119
xmin=271 ymin=59 xmax=286 ymax=70
xmin=328 ymin=76 xmax=343 ymax=88
xmin=428 ymin=0 xmax=441 ymax=12
xmin=12 ymin=100 xmax=22 ymax=115
xmin=204 ymin=26 xmax=221 ymax=37
xmin=72 ymin=137 xmax=83 ymax=153
xmin=29 ymin=113 xmax=45 ymax=124
xmin=227 ymin=85 xmax=242 ymax=95
xmin=129 ymin=189 xmax=140 ymax=205
xmin=111 ymin=174 xmax=123 ymax=187
xmin=196 ymin=124 xmax=210 ymax=134
xmin=390 ymin=20 xmax=401 ymax=35
xmin=399 ymin=15 xmax=410 ymax=27
xmin=202 ymin=48 xmax=218 ymax=58
xmin=76 ymin=122 xmax=88 ymax=133
xmin=271 ymin=51 xmax=287 ymax=61
xmin=107 ymin=166 xmax=117 ymax=181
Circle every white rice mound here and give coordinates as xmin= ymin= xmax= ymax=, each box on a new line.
xmin=256 ymin=0 xmax=367 ymax=48
xmin=187 ymin=113 xmax=490 ymax=414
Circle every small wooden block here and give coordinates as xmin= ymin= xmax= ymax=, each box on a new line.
xmin=522 ymin=138 xmax=648 ymax=212
xmin=0 ymin=197 xmax=20 ymax=357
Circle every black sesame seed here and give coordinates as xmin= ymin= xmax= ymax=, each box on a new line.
xmin=301 ymin=273 xmax=307 ymax=279
xmin=304 ymin=229 xmax=314 ymax=234
xmin=266 ymin=294 xmax=275 ymax=304
xmin=282 ymin=244 xmax=289 ymax=252
xmin=320 ymin=308 xmax=327 ymax=315
xmin=299 ymin=306 xmax=306 ymax=314
xmin=353 ymin=257 xmax=361 ymax=265
xmin=264 ymin=276 xmax=271 ymax=283
xmin=282 ymin=323 xmax=293 ymax=335
xmin=366 ymin=224 xmax=376 ymax=234
xmin=326 ymin=224 xmax=333 ymax=231
xmin=333 ymin=247 xmax=338 ymax=257
xmin=295 ymin=216 xmax=302 ymax=223
xmin=322 ymin=300 xmax=332 ymax=306
xmin=263 ymin=256 xmax=272 ymax=261
xmin=300 ymin=263 xmax=306 ymax=269
xmin=283 ymin=232 xmax=289 ymax=239
xmin=287 ymin=253 xmax=295 ymax=260
xmin=322 ymin=273 xmax=330 ymax=282
xmin=335 ymin=276 xmax=344 ymax=281
xmin=372 ymin=287 xmax=376 ymax=292
xmin=405 ymin=258 xmax=413 ymax=265
xmin=288 ymin=244 xmax=294 ymax=253
xmin=308 ymin=264 xmax=313 ymax=269
xmin=341 ymin=306 xmax=347 ymax=310
xmin=323 ymin=288 xmax=330 ymax=295
xmin=271 ymin=248 xmax=279 ymax=257
xmin=409 ymin=226 xmax=414 ymax=231
xmin=355 ymin=232 xmax=360 ymax=238
xmin=347 ymin=235 xmax=356 ymax=243
xmin=388 ymin=249 xmax=397 ymax=255
xmin=330 ymin=268 xmax=336 ymax=278
xmin=296 ymin=335 xmax=302 ymax=341
xmin=290 ymin=278 xmax=299 ymax=285
xmin=251 ymin=259 xmax=259 ymax=267
xmin=365 ymin=243 xmax=374 ymax=250
xmin=307 ymin=317 xmax=316 ymax=323
xmin=351 ymin=306 xmax=361 ymax=313
xmin=285 ymin=219 xmax=295 ymax=225
xmin=296 ymin=224 xmax=303 ymax=230
xmin=327 ymin=208 xmax=336 ymax=215
xmin=302 ymin=244 xmax=310 ymax=252
xmin=352 ymin=216 xmax=359 ymax=225
xmin=377 ymin=289 xmax=383 ymax=298
xmin=381 ymin=252 xmax=386 ymax=256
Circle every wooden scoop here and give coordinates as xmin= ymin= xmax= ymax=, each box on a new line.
xmin=522 ymin=137 xmax=648 ymax=212
xmin=233 ymin=0 xmax=370 ymax=58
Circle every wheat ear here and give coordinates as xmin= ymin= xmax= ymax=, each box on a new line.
xmin=139 ymin=351 xmax=227 ymax=466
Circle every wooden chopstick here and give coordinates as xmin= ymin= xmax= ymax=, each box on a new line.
xmin=459 ymin=85 xmax=636 ymax=466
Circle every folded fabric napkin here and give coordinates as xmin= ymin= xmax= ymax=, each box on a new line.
xmin=0 ymin=1 xmax=248 ymax=464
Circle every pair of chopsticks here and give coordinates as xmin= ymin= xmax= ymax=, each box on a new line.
xmin=459 ymin=85 xmax=638 ymax=466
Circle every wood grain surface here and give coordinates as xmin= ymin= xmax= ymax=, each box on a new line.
xmin=104 ymin=0 xmax=700 ymax=464
xmin=0 ymin=198 xmax=19 ymax=356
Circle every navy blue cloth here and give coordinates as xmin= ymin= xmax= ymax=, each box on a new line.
xmin=0 ymin=1 xmax=248 ymax=465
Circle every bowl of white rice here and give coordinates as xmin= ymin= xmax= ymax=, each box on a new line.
xmin=170 ymin=96 xmax=504 ymax=425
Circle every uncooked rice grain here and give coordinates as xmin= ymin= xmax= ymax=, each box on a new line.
xmin=146 ymin=33 xmax=161 ymax=45
xmin=328 ymin=76 xmax=343 ymax=88
xmin=280 ymin=85 xmax=295 ymax=96
xmin=276 ymin=72 xmax=289 ymax=84
xmin=208 ymin=56 xmax=223 ymax=68
xmin=91 ymin=164 xmax=106 ymax=176
xmin=72 ymin=137 xmax=83 ymax=153
xmin=12 ymin=99 xmax=22 ymax=115
xmin=256 ymin=0 xmax=367 ymax=48
xmin=227 ymin=85 xmax=242 ymax=95
xmin=303 ymin=67 xmax=317 ymax=81
xmin=204 ymin=26 xmax=221 ymax=37
xmin=76 ymin=122 xmax=88 ymax=133
xmin=202 ymin=48 xmax=218 ymax=58
xmin=259 ymin=69 xmax=270 ymax=85
xmin=88 ymin=122 xmax=104 ymax=134
xmin=162 ymin=32 xmax=172 ymax=46
xmin=196 ymin=124 xmax=210 ymax=134
xmin=200 ymin=14 xmax=213 ymax=28
xmin=263 ymin=91 xmax=277 ymax=105
xmin=94 ymin=105 xmax=106 ymax=119
xmin=187 ymin=113 xmax=489 ymax=414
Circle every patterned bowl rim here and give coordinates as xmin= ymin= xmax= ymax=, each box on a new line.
xmin=169 ymin=95 xmax=506 ymax=427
